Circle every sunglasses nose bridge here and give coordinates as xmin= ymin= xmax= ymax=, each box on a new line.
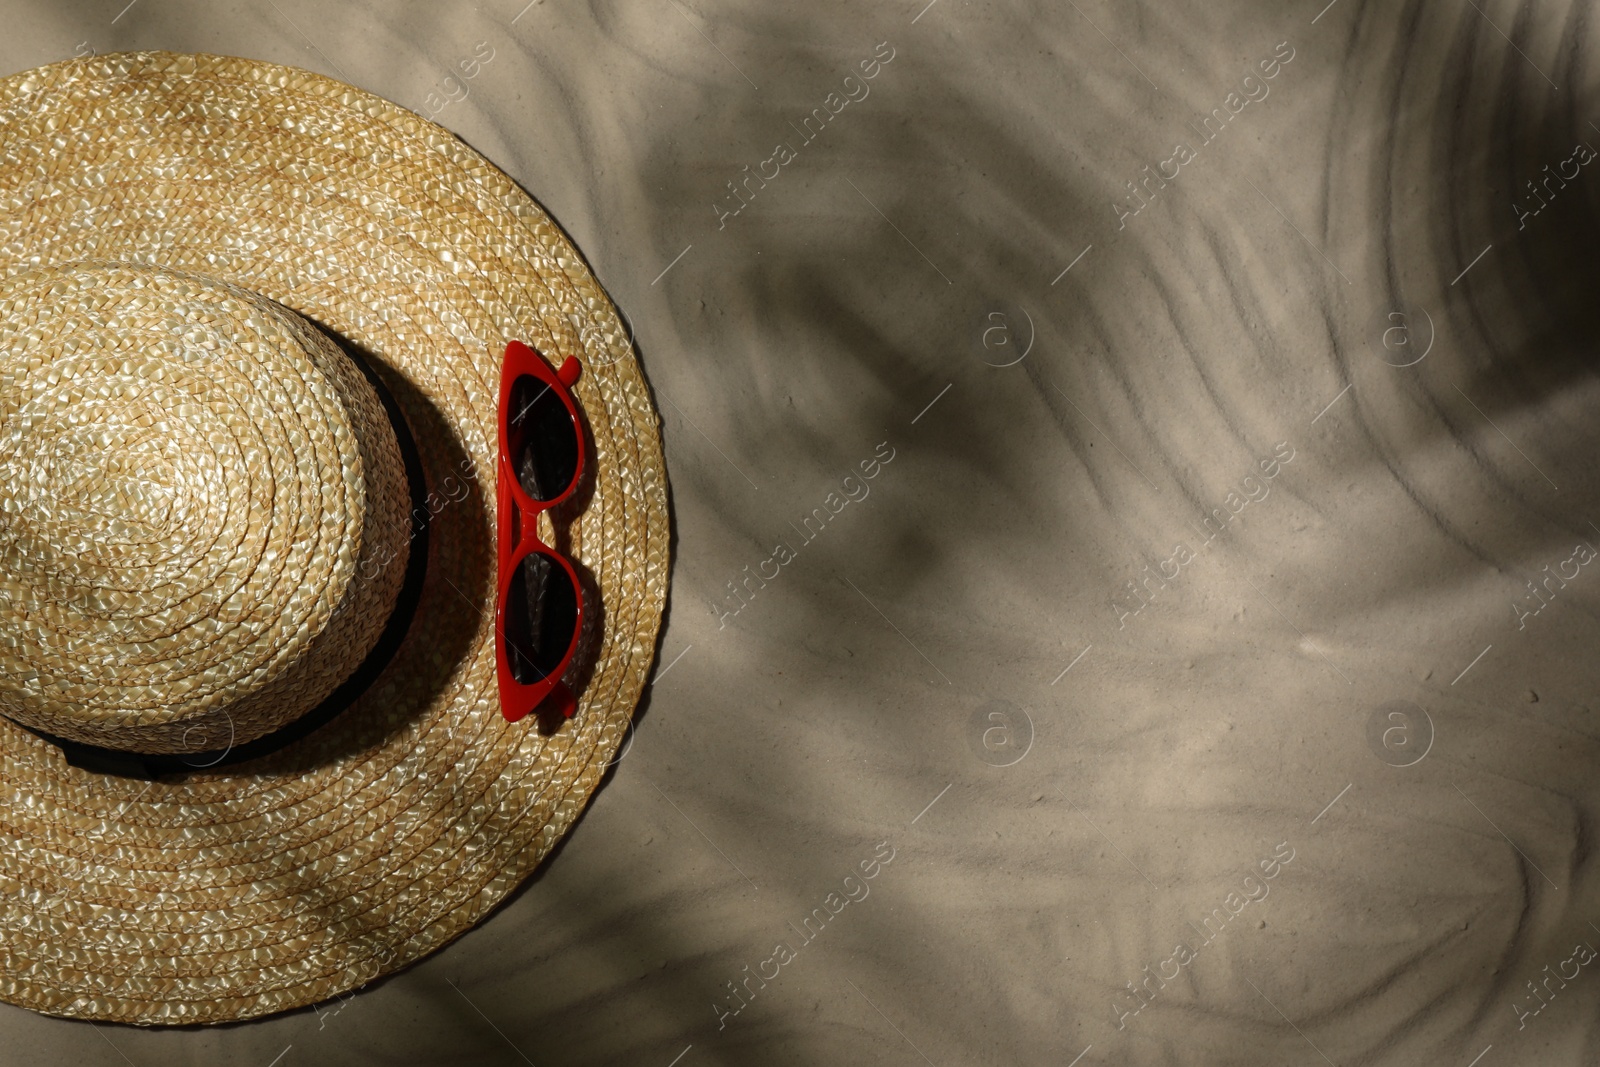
xmin=506 ymin=484 xmax=562 ymax=548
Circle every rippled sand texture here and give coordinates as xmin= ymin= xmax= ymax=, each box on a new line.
xmin=4 ymin=0 xmax=1600 ymax=1064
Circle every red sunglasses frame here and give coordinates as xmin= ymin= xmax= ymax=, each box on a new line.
xmin=494 ymin=339 xmax=586 ymax=723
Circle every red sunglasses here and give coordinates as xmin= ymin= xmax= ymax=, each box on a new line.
xmin=494 ymin=340 xmax=586 ymax=723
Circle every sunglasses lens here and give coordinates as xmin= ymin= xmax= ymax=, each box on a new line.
xmin=508 ymin=374 xmax=579 ymax=501
xmin=504 ymin=550 xmax=579 ymax=685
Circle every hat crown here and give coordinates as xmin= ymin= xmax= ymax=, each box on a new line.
xmin=0 ymin=263 xmax=411 ymax=755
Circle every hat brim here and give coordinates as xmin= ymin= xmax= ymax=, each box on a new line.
xmin=0 ymin=51 xmax=669 ymax=1025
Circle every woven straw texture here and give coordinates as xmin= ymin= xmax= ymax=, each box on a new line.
xmin=0 ymin=263 xmax=411 ymax=754
xmin=0 ymin=52 xmax=669 ymax=1025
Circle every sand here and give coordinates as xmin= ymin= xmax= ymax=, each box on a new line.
xmin=4 ymin=0 xmax=1600 ymax=1063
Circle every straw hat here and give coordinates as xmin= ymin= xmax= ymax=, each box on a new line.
xmin=0 ymin=51 xmax=669 ymax=1025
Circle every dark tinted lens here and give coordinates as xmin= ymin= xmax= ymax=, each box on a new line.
xmin=508 ymin=374 xmax=579 ymax=501
xmin=504 ymin=550 xmax=579 ymax=684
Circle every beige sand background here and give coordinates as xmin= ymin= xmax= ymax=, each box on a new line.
xmin=3 ymin=0 xmax=1600 ymax=1063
